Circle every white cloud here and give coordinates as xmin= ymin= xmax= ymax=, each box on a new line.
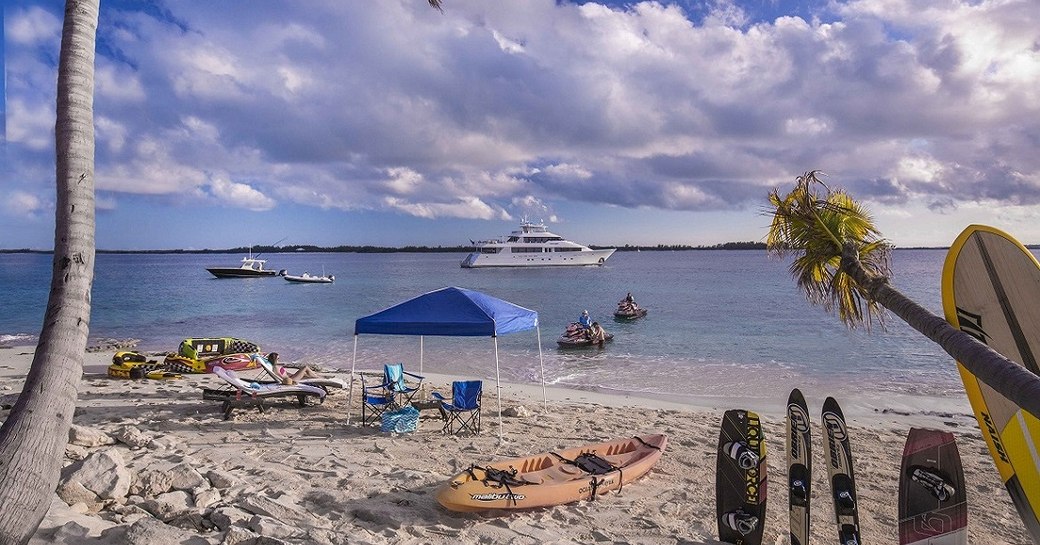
xmin=6 ymin=98 xmax=53 ymax=151
xmin=7 ymin=6 xmax=61 ymax=46
xmin=208 ymin=178 xmax=276 ymax=211
xmin=3 ymin=191 xmax=49 ymax=218
xmin=383 ymin=196 xmax=508 ymax=220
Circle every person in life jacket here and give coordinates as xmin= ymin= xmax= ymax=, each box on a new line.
xmin=578 ymin=310 xmax=592 ymax=329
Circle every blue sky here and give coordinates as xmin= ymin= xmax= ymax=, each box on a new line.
xmin=3 ymin=0 xmax=1039 ymax=250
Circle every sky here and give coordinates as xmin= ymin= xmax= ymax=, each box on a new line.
xmin=2 ymin=0 xmax=1039 ymax=250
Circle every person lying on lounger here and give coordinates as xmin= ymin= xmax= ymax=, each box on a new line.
xmin=266 ymin=352 xmax=322 ymax=385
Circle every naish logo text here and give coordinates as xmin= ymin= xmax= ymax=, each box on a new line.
xmin=470 ymin=492 xmax=525 ymax=502
xmin=981 ymin=412 xmax=1010 ymax=463
xmin=956 ymin=307 xmax=991 ymax=344
xmin=745 ymin=414 xmax=763 ymax=503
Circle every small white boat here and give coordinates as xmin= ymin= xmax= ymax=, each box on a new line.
xmin=461 ymin=219 xmax=615 ymax=268
xmin=283 ymin=271 xmax=334 ymax=284
xmin=206 ymin=250 xmax=281 ymax=278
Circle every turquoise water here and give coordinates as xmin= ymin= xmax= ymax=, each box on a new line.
xmin=0 ymin=250 xmax=973 ymax=402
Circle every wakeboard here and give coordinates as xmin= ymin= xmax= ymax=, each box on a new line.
xmin=822 ymin=396 xmax=861 ymax=545
xmin=716 ymin=409 xmax=767 ymax=545
xmin=787 ymin=389 xmax=812 ymax=545
xmin=942 ymin=224 xmax=1040 ymax=543
xmin=898 ymin=428 xmax=967 ymax=545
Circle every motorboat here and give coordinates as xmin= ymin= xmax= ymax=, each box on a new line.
xmin=461 ymin=219 xmax=616 ymax=268
xmin=556 ymin=322 xmax=613 ymax=348
xmin=283 ymin=272 xmax=334 ymax=284
xmin=206 ymin=250 xmax=283 ymax=278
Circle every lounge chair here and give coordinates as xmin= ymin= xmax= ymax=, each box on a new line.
xmin=251 ymin=353 xmax=348 ymax=392
xmin=384 ymin=363 xmax=424 ymax=406
xmin=202 ymin=366 xmax=327 ymax=420
xmin=432 ymin=380 xmax=482 ymax=435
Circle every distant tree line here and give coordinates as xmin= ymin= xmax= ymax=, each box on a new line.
xmin=2 ymin=242 xmax=771 ymax=253
xmin=9 ymin=241 xmax=1033 ymax=254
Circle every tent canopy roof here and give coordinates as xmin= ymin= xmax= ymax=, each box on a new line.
xmin=354 ymin=286 xmax=538 ymax=337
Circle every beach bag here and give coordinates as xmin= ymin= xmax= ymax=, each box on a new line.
xmin=380 ymin=405 xmax=420 ymax=434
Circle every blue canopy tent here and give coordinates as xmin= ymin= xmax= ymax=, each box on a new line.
xmin=348 ymin=287 xmax=545 ymax=437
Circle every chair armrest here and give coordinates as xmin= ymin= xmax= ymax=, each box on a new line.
xmin=402 ymin=371 xmax=425 ymax=381
xmin=430 ymin=392 xmax=448 ymax=402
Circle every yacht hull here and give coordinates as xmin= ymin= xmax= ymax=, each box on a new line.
xmin=461 ymin=249 xmax=615 ymax=268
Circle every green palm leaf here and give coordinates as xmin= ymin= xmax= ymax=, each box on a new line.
xmin=766 ymin=171 xmax=890 ymax=328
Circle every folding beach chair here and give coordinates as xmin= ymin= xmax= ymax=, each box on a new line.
xmin=202 ymin=366 xmax=326 ymax=420
xmin=360 ymin=372 xmax=396 ymax=426
xmin=432 ymin=380 xmax=482 ymax=435
xmin=383 ymin=363 xmax=424 ymax=406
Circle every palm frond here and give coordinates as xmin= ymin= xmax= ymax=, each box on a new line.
xmin=766 ymin=171 xmax=891 ymax=329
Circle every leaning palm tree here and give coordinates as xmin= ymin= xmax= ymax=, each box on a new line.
xmin=0 ymin=1 xmax=99 ymax=543
xmin=766 ymin=171 xmax=1040 ymax=419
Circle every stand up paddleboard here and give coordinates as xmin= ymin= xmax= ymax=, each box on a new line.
xmin=787 ymin=389 xmax=812 ymax=545
xmin=822 ymin=397 xmax=861 ymax=545
xmin=942 ymin=224 xmax=1040 ymax=542
xmin=716 ymin=409 xmax=767 ymax=545
xmin=898 ymin=428 xmax=967 ymax=545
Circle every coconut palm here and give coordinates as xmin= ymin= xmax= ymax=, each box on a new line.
xmin=766 ymin=170 xmax=1040 ymax=420
xmin=0 ymin=1 xmax=99 ymax=543
xmin=0 ymin=2 xmax=450 ymax=543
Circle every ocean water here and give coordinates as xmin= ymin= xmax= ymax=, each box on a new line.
xmin=0 ymin=250 xmax=983 ymax=404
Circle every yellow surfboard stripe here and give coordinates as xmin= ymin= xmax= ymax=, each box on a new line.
xmin=942 ymin=224 xmax=1040 ymax=541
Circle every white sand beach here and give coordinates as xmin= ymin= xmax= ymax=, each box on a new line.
xmin=0 ymin=345 xmax=1030 ymax=545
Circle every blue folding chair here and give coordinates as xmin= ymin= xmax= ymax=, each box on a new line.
xmin=432 ymin=380 xmax=482 ymax=435
xmin=360 ymin=373 xmax=395 ymax=426
xmin=383 ymin=363 xmax=424 ymax=406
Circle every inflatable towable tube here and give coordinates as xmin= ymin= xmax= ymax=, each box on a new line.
xmin=108 ymin=351 xmax=181 ymax=380
xmin=178 ymin=337 xmax=260 ymax=360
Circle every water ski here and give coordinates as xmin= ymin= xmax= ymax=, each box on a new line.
xmin=822 ymin=397 xmax=861 ymax=545
xmin=716 ymin=409 xmax=767 ymax=545
xmin=898 ymin=428 xmax=967 ymax=545
xmin=787 ymin=389 xmax=812 ymax=545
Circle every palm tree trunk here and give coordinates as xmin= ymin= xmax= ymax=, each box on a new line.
xmin=0 ymin=1 xmax=99 ymax=543
xmin=841 ymin=243 xmax=1040 ymax=419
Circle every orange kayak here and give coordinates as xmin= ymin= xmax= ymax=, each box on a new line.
xmin=436 ymin=433 xmax=667 ymax=511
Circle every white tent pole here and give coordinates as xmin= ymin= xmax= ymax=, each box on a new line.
xmin=419 ymin=335 xmax=426 ymax=400
xmin=494 ymin=336 xmax=503 ymax=440
xmin=346 ymin=334 xmax=359 ymax=425
xmin=536 ymin=325 xmax=547 ymax=412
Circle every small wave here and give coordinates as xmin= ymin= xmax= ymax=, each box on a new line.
xmin=0 ymin=333 xmax=37 ymax=347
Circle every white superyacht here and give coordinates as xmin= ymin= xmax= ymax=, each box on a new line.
xmin=461 ymin=219 xmax=615 ymax=268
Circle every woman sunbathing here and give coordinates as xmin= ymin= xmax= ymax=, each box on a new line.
xmin=266 ymin=352 xmax=321 ymax=385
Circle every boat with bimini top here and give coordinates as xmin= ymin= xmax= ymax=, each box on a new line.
xmin=206 ymin=249 xmax=283 ymax=278
xmin=461 ymin=219 xmax=615 ymax=268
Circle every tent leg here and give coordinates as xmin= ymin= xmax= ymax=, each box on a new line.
xmin=347 ymin=335 xmax=358 ymax=425
xmin=536 ymin=325 xmax=547 ymax=413
xmin=494 ymin=336 xmax=503 ymax=441
xmin=419 ymin=335 xmax=425 ymax=401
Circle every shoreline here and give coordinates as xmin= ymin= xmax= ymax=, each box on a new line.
xmin=3 ymin=344 xmax=974 ymax=423
xmin=0 ymin=345 xmax=1029 ymax=545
